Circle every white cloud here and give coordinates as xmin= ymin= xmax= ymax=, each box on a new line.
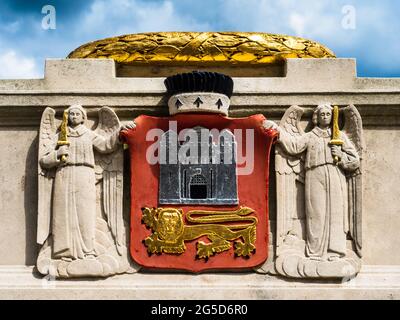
xmin=220 ymin=0 xmax=341 ymax=39
xmin=0 ymin=50 xmax=40 ymax=79
xmin=289 ymin=13 xmax=306 ymax=37
xmin=80 ymin=0 xmax=211 ymax=37
xmin=0 ymin=20 xmax=21 ymax=33
xmin=215 ymin=0 xmax=400 ymax=72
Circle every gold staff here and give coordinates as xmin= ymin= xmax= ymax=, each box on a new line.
xmin=57 ymin=109 xmax=70 ymax=162
xmin=329 ymin=105 xmax=343 ymax=163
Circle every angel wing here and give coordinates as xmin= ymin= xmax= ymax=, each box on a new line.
xmin=342 ymin=104 xmax=365 ymax=257
xmin=275 ymin=105 xmax=305 ymax=255
xmin=94 ymin=107 xmax=125 ymax=256
xmin=276 ymin=105 xmax=305 ymax=174
xmin=342 ymin=104 xmax=365 ymax=157
xmin=37 ymin=107 xmax=58 ymax=245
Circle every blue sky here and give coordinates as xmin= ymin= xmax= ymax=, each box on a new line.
xmin=0 ymin=0 xmax=399 ymax=79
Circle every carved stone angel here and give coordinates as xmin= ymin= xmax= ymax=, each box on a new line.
xmin=263 ymin=104 xmax=364 ymax=279
xmin=37 ymin=104 xmax=137 ymax=278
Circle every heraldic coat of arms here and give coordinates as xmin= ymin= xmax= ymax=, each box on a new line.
xmin=121 ymin=71 xmax=277 ymax=272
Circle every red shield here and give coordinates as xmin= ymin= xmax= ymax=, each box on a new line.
xmin=121 ymin=113 xmax=277 ymax=272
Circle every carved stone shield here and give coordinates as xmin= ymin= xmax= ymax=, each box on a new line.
xmin=121 ymin=113 xmax=277 ymax=272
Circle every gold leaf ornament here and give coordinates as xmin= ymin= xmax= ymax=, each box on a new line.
xmin=68 ymin=32 xmax=335 ymax=66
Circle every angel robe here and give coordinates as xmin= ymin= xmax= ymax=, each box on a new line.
xmin=40 ymin=124 xmax=120 ymax=259
xmin=278 ymin=127 xmax=360 ymax=258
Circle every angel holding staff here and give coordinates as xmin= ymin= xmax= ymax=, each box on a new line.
xmin=38 ymin=104 xmax=135 ymax=264
xmin=264 ymin=104 xmax=363 ymax=264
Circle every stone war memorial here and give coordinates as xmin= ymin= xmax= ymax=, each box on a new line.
xmin=0 ymin=31 xmax=399 ymax=299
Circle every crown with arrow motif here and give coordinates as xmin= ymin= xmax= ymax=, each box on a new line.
xmin=164 ymin=71 xmax=234 ymax=116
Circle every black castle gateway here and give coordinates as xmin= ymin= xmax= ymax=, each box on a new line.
xmin=159 ymin=72 xmax=238 ymax=205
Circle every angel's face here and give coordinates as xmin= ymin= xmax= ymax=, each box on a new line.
xmin=318 ymin=107 xmax=332 ymax=128
xmin=68 ymin=108 xmax=84 ymax=127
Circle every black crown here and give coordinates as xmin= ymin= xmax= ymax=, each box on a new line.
xmin=164 ymin=71 xmax=234 ymax=98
